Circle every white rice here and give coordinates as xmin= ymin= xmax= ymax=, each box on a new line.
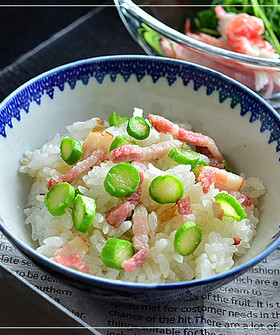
xmin=19 ymin=114 xmax=266 ymax=283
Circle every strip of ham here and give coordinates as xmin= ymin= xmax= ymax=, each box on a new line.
xmin=209 ymin=162 xmax=226 ymax=170
xmin=233 ymin=236 xmax=242 ymax=245
xmin=122 ymin=204 xmax=150 ymax=272
xmin=195 ymin=146 xmax=213 ymax=158
xmin=48 ymin=148 xmax=105 ymax=189
xmin=148 ymin=114 xmax=224 ymax=163
xmin=197 ymin=166 xmax=216 ymax=194
xmin=106 ymin=165 xmax=144 ymax=228
xmin=53 ymin=235 xmax=90 ymax=274
xmin=177 ymin=196 xmax=192 ymax=215
xmin=109 ymin=140 xmax=182 ymax=163
xmin=48 ymin=131 xmax=113 ymax=189
xmin=198 ymin=166 xmax=244 ymax=194
xmin=59 ymin=148 xmax=105 ymax=184
xmin=177 ymin=196 xmax=193 ymax=224
xmin=231 ymin=191 xmax=254 ymax=207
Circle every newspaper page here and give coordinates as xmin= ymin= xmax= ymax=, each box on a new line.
xmin=0 ymin=231 xmax=279 ymax=335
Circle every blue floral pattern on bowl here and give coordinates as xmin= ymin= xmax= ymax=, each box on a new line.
xmin=1 ymin=57 xmax=280 ymax=154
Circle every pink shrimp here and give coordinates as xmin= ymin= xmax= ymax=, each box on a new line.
xmin=53 ymin=235 xmax=90 ymax=274
xmin=198 ymin=166 xmax=244 ymax=194
xmin=148 ymin=114 xmax=224 ymax=163
xmin=160 ymin=8 xmax=280 ymax=97
xmin=109 ymin=140 xmax=182 ymax=163
xmin=122 ymin=204 xmax=150 ymax=272
xmin=106 ymin=168 xmax=144 ymax=228
xmin=161 ymin=36 xmax=269 ymax=92
xmin=215 ymin=6 xmax=278 ymax=59
xmin=187 ymin=32 xmax=230 ymax=49
xmin=185 ymin=18 xmax=231 ymax=50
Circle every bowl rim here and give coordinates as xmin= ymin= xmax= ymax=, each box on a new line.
xmin=115 ymin=0 xmax=280 ymax=67
xmin=0 ymin=54 xmax=280 ymax=291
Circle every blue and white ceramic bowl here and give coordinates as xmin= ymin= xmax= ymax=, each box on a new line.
xmin=0 ymin=55 xmax=279 ymax=303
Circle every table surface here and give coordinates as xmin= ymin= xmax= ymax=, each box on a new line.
xmin=0 ymin=1 xmax=144 ymax=102
xmin=0 ymin=2 xmax=143 ymax=332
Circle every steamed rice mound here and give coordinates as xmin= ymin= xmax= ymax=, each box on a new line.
xmin=20 ymin=113 xmax=265 ymax=283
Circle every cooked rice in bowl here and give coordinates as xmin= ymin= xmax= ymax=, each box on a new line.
xmin=19 ymin=108 xmax=265 ymax=284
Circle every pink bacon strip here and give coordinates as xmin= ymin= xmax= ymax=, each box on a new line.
xmin=106 ymin=165 xmax=144 ymax=228
xmin=48 ymin=148 xmax=105 ymax=189
xmin=177 ymin=196 xmax=194 ymax=224
xmin=53 ymin=235 xmax=90 ymax=274
xmin=122 ymin=248 xmax=150 ymax=272
xmin=148 ymin=114 xmax=224 ymax=163
xmin=176 ymin=196 xmax=192 ymax=216
xmin=198 ymin=166 xmax=216 ymax=194
xmin=131 ymin=204 xmax=149 ymax=251
xmin=122 ymin=204 xmax=150 ymax=272
xmin=233 ymin=236 xmax=242 ymax=245
xmin=59 ymin=148 xmax=105 ymax=184
xmin=48 ymin=131 xmax=113 ymax=189
xmin=231 ymin=191 xmax=254 ymax=207
xmin=109 ymin=140 xmax=182 ymax=163
xmin=198 ymin=166 xmax=244 ymax=194
xmin=215 ymin=6 xmax=278 ymax=59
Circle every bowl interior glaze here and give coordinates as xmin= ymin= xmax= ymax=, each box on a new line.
xmin=0 ymin=56 xmax=279 ymax=300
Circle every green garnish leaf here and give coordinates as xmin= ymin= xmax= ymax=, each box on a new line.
xmin=137 ymin=23 xmax=165 ymax=56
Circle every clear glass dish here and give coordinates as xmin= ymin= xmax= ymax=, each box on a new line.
xmin=115 ymin=0 xmax=280 ymax=108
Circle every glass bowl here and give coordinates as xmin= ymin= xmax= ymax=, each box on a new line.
xmin=115 ymin=0 xmax=280 ymax=108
